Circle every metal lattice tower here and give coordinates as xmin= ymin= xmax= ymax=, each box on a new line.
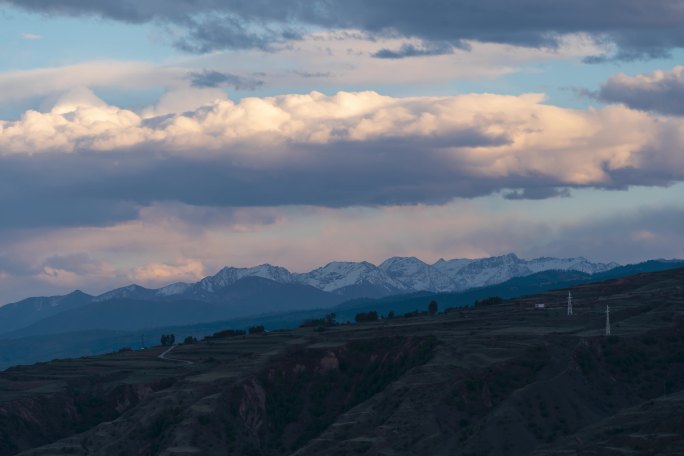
xmin=605 ymin=305 xmax=611 ymax=336
xmin=567 ymin=291 xmax=573 ymax=316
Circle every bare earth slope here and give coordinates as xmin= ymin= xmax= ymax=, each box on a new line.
xmin=0 ymin=268 xmax=682 ymax=455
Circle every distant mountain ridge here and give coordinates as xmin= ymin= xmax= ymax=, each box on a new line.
xmin=0 ymin=260 xmax=682 ymax=369
xmin=3 ymin=253 xmax=618 ymax=308
xmin=0 ymin=253 xmax=651 ymax=339
xmin=95 ymin=253 xmax=618 ymax=302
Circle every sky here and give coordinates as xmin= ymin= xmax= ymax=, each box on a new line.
xmin=0 ymin=1 xmax=683 ymax=304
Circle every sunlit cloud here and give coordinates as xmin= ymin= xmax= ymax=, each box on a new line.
xmin=1 ymin=89 xmax=682 ymax=207
xmin=129 ymin=258 xmax=206 ymax=285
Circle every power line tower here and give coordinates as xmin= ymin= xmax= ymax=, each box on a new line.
xmin=605 ymin=305 xmax=611 ymax=336
xmin=567 ymin=291 xmax=573 ymax=316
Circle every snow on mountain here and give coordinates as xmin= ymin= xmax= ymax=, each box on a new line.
xmin=446 ymin=253 xmax=532 ymax=290
xmin=60 ymin=254 xmax=623 ymax=306
xmin=156 ymin=282 xmax=191 ymax=297
xmin=295 ymin=261 xmax=409 ymax=293
xmin=379 ymin=257 xmax=456 ymax=292
xmin=525 ymin=257 xmax=619 ymax=274
xmin=432 ymin=254 xmax=621 ymax=291
xmin=196 ymin=264 xmax=294 ymax=293
xmin=432 ymin=258 xmax=474 ymax=277
xmin=94 ymin=284 xmax=155 ymax=302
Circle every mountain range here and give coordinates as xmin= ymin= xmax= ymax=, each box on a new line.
xmin=90 ymin=253 xmax=620 ymax=300
xmin=0 ymin=257 xmax=682 ymax=370
xmin=0 ymin=254 xmax=620 ymax=336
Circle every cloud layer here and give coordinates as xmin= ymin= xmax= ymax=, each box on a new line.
xmin=4 ymin=0 xmax=684 ymax=59
xmin=2 ymin=195 xmax=683 ymax=304
xmin=1 ymin=88 xmax=684 ymax=229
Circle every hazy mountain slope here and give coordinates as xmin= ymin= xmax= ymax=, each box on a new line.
xmin=0 ymin=291 xmax=93 ymax=335
xmin=8 ymin=277 xmax=344 ymax=338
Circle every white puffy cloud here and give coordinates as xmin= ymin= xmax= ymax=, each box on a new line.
xmin=1 ymin=88 xmax=683 ymax=193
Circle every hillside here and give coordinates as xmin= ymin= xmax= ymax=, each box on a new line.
xmin=2 ymin=263 xmax=681 ymax=370
xmin=0 ymin=267 xmax=682 ymax=455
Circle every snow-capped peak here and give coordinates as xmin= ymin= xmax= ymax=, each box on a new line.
xmin=295 ymin=261 xmax=408 ymax=293
xmin=379 ymin=257 xmax=456 ymax=292
xmin=79 ymin=254 xmax=622 ymax=304
xmin=94 ymin=284 xmax=152 ymax=302
xmin=198 ymin=264 xmax=293 ymax=292
xmin=525 ymin=256 xmax=618 ymax=274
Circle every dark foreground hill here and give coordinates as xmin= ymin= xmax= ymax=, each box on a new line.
xmin=0 ymin=267 xmax=683 ymax=455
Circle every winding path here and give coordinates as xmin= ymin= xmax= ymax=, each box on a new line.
xmin=157 ymin=345 xmax=194 ymax=365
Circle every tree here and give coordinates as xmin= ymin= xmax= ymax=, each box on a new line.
xmin=474 ymin=296 xmax=503 ymax=307
xmin=387 ymin=311 xmax=395 ymax=320
xmin=160 ymin=334 xmax=176 ymax=346
xmin=300 ymin=312 xmax=338 ymax=328
xmin=428 ymin=300 xmax=438 ymax=315
xmin=248 ymin=325 xmax=265 ymax=335
xmin=183 ymin=336 xmax=198 ymax=345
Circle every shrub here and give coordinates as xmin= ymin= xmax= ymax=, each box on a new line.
xmin=355 ymin=311 xmax=379 ymax=323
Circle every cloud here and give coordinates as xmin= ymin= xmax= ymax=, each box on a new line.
xmin=293 ymin=71 xmax=332 ymax=78
xmin=129 ymin=259 xmax=206 ymax=285
xmin=0 ymin=33 xmax=602 ymax=111
xmin=3 ymin=0 xmax=684 ymax=59
xmin=188 ymin=69 xmax=264 ymax=90
xmin=596 ymin=66 xmax=684 ymax=116
xmin=0 ymin=61 xmax=184 ymax=106
xmin=503 ymin=188 xmax=572 ymax=200
xmin=1 ymin=89 xmax=684 ymax=229
xmin=2 ymin=192 xmax=683 ymax=303
xmin=372 ymin=42 xmax=456 ymax=59
xmin=21 ymin=32 xmax=41 ymax=40
xmin=523 ymin=205 xmax=684 ymax=262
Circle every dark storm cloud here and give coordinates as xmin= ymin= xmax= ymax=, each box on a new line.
xmin=3 ymin=0 xmax=684 ymax=59
xmin=0 ymin=155 xmax=140 ymax=229
xmin=188 ymin=70 xmax=264 ymax=90
xmin=0 ymin=130 xmax=525 ymax=229
xmin=595 ymin=67 xmax=684 ymax=116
